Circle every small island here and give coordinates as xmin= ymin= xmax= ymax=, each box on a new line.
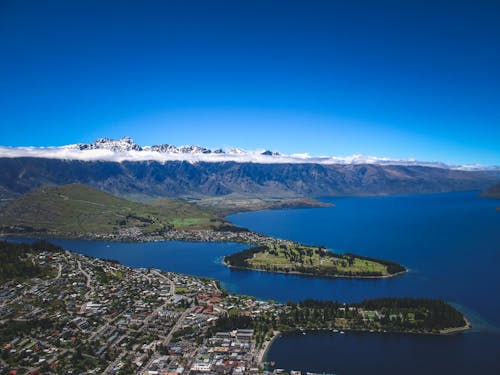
xmin=224 ymin=243 xmax=407 ymax=278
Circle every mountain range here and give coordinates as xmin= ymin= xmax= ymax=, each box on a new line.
xmin=1 ymin=136 xmax=497 ymax=170
xmin=1 ymin=137 xmax=499 ymax=203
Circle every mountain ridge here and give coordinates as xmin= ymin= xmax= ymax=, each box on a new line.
xmin=0 ymin=157 xmax=498 ymax=204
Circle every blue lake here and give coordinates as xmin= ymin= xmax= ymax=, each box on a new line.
xmin=11 ymin=191 xmax=500 ymax=374
xmin=228 ymin=191 xmax=500 ymax=374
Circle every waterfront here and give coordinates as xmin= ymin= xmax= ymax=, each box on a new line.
xmin=10 ymin=191 xmax=500 ymax=374
xmin=264 ymin=330 xmax=500 ymax=374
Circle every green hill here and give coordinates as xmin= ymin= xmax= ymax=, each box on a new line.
xmin=0 ymin=184 xmax=229 ymax=238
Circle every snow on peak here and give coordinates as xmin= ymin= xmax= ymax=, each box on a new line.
xmin=0 ymin=137 xmax=494 ymax=170
xmin=71 ymin=136 xmax=142 ymax=152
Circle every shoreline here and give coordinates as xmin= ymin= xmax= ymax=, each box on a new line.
xmin=439 ymin=316 xmax=471 ymax=335
xmin=260 ymin=322 xmax=471 ymax=368
xmin=204 ymin=197 xmax=335 ymax=216
xmin=0 ymin=232 xmax=251 ymax=244
xmin=265 ymin=322 xmax=471 ymax=344
xmin=4 ymin=236 xmax=470 ymax=373
xmin=223 ymin=260 xmax=408 ymax=280
xmin=2 ymin=231 xmax=408 ymax=280
xmin=1 ymin=232 xmax=408 ymax=280
xmin=258 ymin=330 xmax=281 ymax=367
xmin=0 ymin=229 xmax=271 ymax=245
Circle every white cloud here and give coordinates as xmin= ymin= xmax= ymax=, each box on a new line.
xmin=0 ymin=144 xmax=494 ymax=171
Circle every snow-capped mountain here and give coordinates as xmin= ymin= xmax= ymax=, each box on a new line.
xmin=73 ymin=136 xmax=143 ymax=152
xmin=68 ymin=137 xmax=234 ymax=155
xmin=0 ymin=136 xmax=496 ymax=171
xmin=1 ymin=137 xmax=499 ymax=201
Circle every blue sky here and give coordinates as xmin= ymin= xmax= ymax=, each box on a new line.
xmin=0 ymin=0 xmax=499 ymax=165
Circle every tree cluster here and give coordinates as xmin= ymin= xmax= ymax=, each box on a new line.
xmin=0 ymin=240 xmax=62 ymax=281
xmin=224 ymin=246 xmax=267 ymax=267
xmin=344 ymin=253 xmax=406 ymax=274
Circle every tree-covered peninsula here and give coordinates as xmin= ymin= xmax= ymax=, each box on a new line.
xmin=213 ymin=297 xmax=468 ymax=349
xmin=224 ymin=243 xmax=406 ymax=278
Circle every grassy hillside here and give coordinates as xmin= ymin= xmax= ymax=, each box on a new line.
xmin=0 ymin=184 xmax=230 ymax=237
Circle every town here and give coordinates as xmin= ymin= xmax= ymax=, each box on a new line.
xmin=0 ymin=241 xmax=468 ymax=375
xmin=0 ymin=243 xmax=282 ymax=374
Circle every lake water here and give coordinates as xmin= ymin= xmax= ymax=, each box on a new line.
xmin=228 ymin=192 xmax=500 ymax=374
xmin=11 ymin=191 xmax=500 ymax=374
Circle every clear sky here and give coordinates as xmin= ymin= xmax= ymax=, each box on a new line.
xmin=0 ymin=0 xmax=499 ymax=165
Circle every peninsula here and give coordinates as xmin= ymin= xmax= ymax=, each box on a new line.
xmin=224 ymin=244 xmax=406 ymax=278
xmin=0 ymin=184 xmax=406 ymax=279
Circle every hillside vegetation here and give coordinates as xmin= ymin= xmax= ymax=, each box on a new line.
xmin=0 ymin=184 xmax=230 ymax=238
xmin=0 ymin=240 xmax=62 ymax=281
xmin=215 ymin=298 xmax=467 ymax=339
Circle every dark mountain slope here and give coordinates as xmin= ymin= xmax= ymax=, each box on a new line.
xmin=0 ymin=157 xmax=498 ymax=202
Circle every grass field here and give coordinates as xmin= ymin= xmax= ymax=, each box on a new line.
xmin=0 ymin=184 xmax=230 ymax=236
xmin=169 ymin=217 xmax=208 ymax=227
xmin=245 ymin=243 xmax=391 ymax=277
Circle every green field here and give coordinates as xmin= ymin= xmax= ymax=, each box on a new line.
xmin=168 ymin=217 xmax=208 ymax=227
xmin=225 ymin=243 xmax=407 ymax=277
xmin=0 ymin=184 xmax=230 ymax=236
